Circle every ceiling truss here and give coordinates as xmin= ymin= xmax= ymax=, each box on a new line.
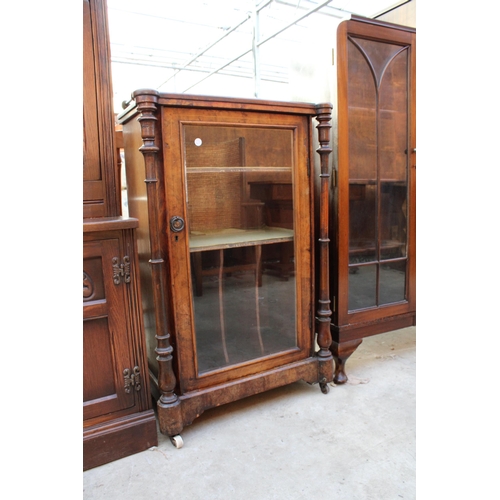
xmin=108 ymin=0 xmax=410 ymax=107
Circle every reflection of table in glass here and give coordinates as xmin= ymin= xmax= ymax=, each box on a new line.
xmin=190 ymin=226 xmax=293 ymax=295
xmin=248 ymin=182 xmax=293 ymax=228
xmin=189 ymin=226 xmax=294 ymax=251
xmin=190 ymin=226 xmax=294 ymax=363
xmin=247 ymin=182 xmax=294 ymax=278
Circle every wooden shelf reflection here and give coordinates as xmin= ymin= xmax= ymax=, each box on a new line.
xmin=189 ymin=226 xmax=294 ymax=252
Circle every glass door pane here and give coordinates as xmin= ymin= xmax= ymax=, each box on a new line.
xmin=183 ymin=124 xmax=298 ymax=374
xmin=378 ymin=45 xmax=409 ymax=307
xmin=347 ymin=37 xmax=410 ymax=311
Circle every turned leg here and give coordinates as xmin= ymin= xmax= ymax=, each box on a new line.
xmin=330 ymin=339 xmax=363 ymax=384
xmin=156 ymin=332 xmax=183 ymax=437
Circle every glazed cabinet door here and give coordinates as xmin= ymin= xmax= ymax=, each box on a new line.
xmin=336 ymin=20 xmax=416 ymax=325
xmin=162 ymin=108 xmax=314 ymax=393
xmin=83 ymin=237 xmax=137 ymax=422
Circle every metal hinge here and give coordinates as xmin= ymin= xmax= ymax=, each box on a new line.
xmin=307 ymin=157 xmax=311 ymax=177
xmin=332 ymin=296 xmax=336 ymax=312
xmin=123 ymin=366 xmax=141 ymax=393
xmin=331 ymin=169 xmax=337 ymax=188
xmin=112 ymin=256 xmax=131 ymax=285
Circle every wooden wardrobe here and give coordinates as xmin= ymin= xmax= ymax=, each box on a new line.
xmin=83 ymin=0 xmax=157 ymax=470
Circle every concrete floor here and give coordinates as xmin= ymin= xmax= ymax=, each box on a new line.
xmin=83 ymin=326 xmax=416 ymax=500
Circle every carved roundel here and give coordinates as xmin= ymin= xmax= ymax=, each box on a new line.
xmin=83 ymin=271 xmax=95 ymax=301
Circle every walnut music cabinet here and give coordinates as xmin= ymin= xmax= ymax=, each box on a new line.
xmin=328 ymin=17 xmax=416 ymax=383
xmin=83 ymin=0 xmax=157 ymax=470
xmin=118 ymin=90 xmax=334 ymax=447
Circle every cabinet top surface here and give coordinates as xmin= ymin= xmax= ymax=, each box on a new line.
xmin=118 ymin=90 xmax=331 ymax=124
xmin=347 ymin=15 xmax=416 ymax=33
xmin=83 ymin=216 xmax=139 ymax=233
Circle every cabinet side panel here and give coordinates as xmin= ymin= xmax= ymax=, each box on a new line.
xmin=122 ymin=118 xmax=157 ymax=376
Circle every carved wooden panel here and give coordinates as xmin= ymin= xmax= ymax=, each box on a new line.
xmin=83 ymin=238 xmax=136 ymax=421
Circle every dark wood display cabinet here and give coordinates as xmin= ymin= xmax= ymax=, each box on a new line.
xmin=328 ymin=17 xmax=416 ymax=383
xmin=118 ymin=91 xmax=334 ymax=447
xmin=83 ymin=0 xmax=157 ymax=470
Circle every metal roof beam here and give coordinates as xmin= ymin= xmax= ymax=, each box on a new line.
xmin=273 ymin=0 xmax=352 ymax=19
xmin=157 ymin=0 xmax=274 ymax=90
xmin=182 ymin=0 xmax=335 ymax=93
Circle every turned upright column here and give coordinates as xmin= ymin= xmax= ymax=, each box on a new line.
xmin=134 ymin=89 xmax=183 ymax=435
xmin=315 ymin=104 xmax=334 ymax=394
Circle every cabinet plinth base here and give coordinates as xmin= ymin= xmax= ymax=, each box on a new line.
xmin=155 ymin=356 xmax=332 ymax=438
xmin=83 ymin=410 xmax=157 ymax=471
